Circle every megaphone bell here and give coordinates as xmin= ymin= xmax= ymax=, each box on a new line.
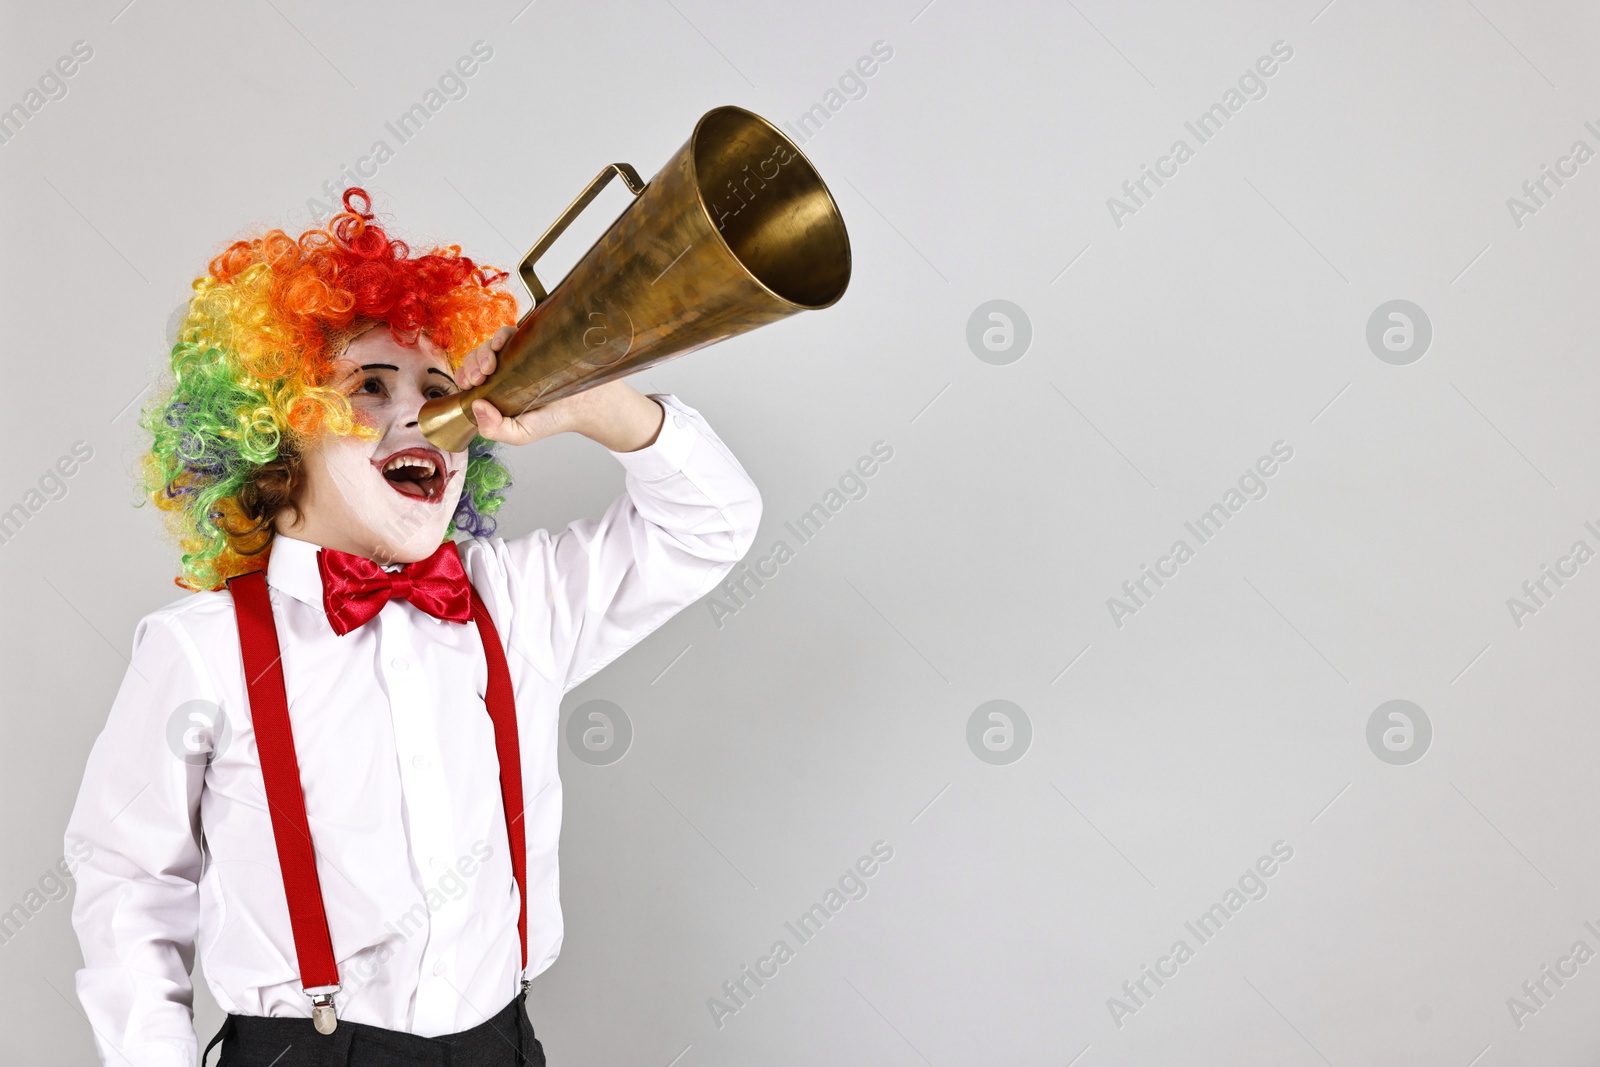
xmin=417 ymin=105 xmax=852 ymax=452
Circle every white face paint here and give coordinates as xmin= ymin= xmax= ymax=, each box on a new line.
xmin=277 ymin=327 xmax=469 ymax=564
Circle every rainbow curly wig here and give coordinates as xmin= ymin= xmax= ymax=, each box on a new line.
xmin=141 ymin=188 xmax=519 ymax=591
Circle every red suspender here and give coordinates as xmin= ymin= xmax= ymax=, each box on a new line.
xmin=225 ymin=568 xmax=528 ymax=1030
xmin=227 ymin=570 xmax=341 ymax=990
xmin=469 ymin=585 xmax=529 ymax=973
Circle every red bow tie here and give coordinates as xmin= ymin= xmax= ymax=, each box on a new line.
xmin=316 ymin=542 xmax=473 ymax=636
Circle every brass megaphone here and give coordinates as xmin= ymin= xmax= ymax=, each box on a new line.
xmin=418 ymin=104 xmax=852 ymax=453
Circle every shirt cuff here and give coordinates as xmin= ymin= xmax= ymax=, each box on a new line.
xmin=606 ymin=394 xmax=695 ymax=482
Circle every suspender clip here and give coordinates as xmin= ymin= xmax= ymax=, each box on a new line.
xmin=310 ymin=990 xmax=338 ymax=1035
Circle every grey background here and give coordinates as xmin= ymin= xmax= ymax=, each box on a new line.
xmin=3 ymin=0 xmax=1598 ymax=1063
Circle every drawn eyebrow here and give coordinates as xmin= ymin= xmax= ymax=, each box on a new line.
xmin=348 ymin=363 xmax=455 ymax=387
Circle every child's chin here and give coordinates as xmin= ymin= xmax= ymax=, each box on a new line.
xmin=362 ymin=499 xmax=458 ymax=559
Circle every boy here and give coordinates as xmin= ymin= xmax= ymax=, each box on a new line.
xmin=62 ymin=188 xmax=762 ymax=1066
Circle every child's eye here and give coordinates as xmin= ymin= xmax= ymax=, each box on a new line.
xmin=356 ymin=378 xmax=384 ymax=395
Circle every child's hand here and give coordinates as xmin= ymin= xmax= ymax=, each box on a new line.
xmin=460 ymin=326 xmax=665 ymax=452
xmin=457 ymin=326 xmax=560 ymax=446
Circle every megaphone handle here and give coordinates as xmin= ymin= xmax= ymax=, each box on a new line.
xmin=517 ymin=163 xmax=647 ymax=318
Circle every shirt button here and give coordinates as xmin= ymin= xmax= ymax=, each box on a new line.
xmin=673 ymin=414 xmax=687 ymax=429
xmin=431 ymin=856 xmax=447 ymax=872
xmin=392 ymin=656 xmax=410 ymax=672
xmin=433 ymin=959 xmax=447 ymax=976
xmin=413 ymin=754 xmax=431 ymax=770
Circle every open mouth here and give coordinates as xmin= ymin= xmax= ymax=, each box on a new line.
xmin=372 ymin=447 xmax=450 ymax=502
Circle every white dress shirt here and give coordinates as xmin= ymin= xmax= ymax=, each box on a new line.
xmin=63 ymin=394 xmax=761 ymax=1067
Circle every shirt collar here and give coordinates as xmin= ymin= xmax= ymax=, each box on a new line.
xmin=265 ymin=534 xmax=327 ymax=612
xmin=266 ymin=534 xmax=416 ymax=613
